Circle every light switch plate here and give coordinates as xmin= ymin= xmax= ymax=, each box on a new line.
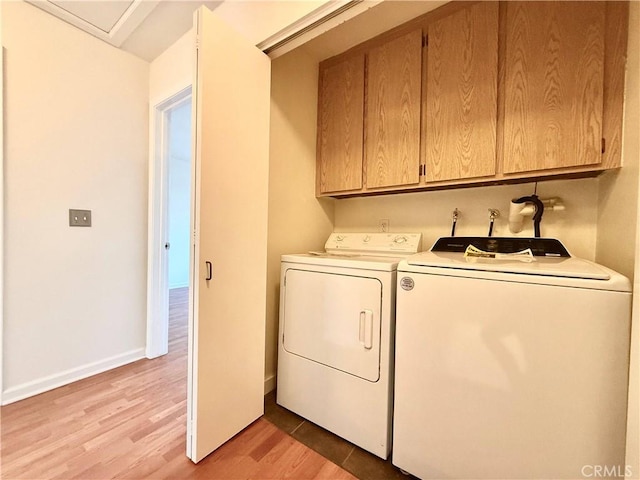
xmin=69 ymin=209 xmax=91 ymax=227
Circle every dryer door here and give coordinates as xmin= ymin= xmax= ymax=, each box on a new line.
xmin=282 ymin=268 xmax=382 ymax=382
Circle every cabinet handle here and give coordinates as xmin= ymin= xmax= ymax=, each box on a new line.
xmin=205 ymin=261 xmax=212 ymax=281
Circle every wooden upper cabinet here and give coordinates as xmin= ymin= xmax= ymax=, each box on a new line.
xmin=366 ymin=30 xmax=423 ymax=189
xmin=314 ymin=1 xmax=625 ymax=197
xmin=317 ymin=55 xmax=365 ymax=194
xmin=502 ymin=2 xmax=606 ymax=174
xmin=425 ymin=2 xmax=499 ymax=182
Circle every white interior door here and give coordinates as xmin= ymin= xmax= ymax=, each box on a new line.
xmin=187 ymin=6 xmax=270 ymax=463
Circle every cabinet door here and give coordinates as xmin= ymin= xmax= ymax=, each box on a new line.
xmin=502 ymin=2 xmax=606 ymax=174
xmin=425 ymin=2 xmax=498 ymax=182
xmin=317 ymin=56 xmax=365 ymax=194
xmin=366 ymin=30 xmax=422 ymax=189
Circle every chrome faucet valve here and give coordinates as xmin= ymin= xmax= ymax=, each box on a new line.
xmin=451 ymin=208 xmax=460 ymax=237
xmin=488 ymin=209 xmax=500 ymax=237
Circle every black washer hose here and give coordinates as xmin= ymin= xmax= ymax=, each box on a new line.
xmin=512 ymin=194 xmax=545 ymax=237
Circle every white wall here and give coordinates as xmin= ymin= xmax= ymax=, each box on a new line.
xmin=266 ymin=47 xmax=334 ymax=391
xmin=168 ymin=101 xmax=192 ymax=289
xmin=628 ymin=170 xmax=640 ymax=479
xmin=1 ymin=1 xmax=149 ymax=403
xmin=335 ymin=179 xmax=599 ymax=260
xmin=149 ymin=28 xmax=193 ymax=104
xmin=622 ymin=3 xmax=640 ymax=477
xmin=596 ymin=1 xmax=640 ymax=282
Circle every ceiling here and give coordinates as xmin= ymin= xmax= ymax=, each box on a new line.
xmin=26 ymin=0 xmax=219 ymax=61
xmin=48 ymin=1 xmax=135 ymax=32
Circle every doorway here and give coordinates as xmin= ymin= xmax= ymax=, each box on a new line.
xmin=167 ymin=99 xmax=192 ymax=292
xmin=147 ymin=86 xmax=192 ymax=359
xmin=167 ymin=98 xmax=192 ymax=353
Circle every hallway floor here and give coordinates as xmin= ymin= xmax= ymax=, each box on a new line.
xmin=0 ymin=288 xmax=355 ymax=479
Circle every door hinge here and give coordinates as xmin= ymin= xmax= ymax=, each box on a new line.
xmin=601 ymin=138 xmax=606 ymax=154
xmin=423 ymin=35 xmax=428 ymax=47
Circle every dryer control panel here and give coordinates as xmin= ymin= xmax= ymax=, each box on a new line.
xmin=325 ymin=233 xmax=422 ymax=256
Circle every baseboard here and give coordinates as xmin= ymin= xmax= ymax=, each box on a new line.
xmin=264 ymin=373 xmax=276 ymax=395
xmin=1 ymin=348 xmax=145 ymax=406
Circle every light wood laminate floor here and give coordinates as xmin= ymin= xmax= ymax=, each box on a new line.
xmin=0 ymin=288 xmax=355 ymax=480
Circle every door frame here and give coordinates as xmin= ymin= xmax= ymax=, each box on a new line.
xmin=146 ymin=85 xmax=192 ymax=359
xmin=1 ymin=16 xmax=5 ymax=405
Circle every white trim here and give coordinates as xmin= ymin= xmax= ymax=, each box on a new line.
xmin=261 ymin=0 xmax=383 ymax=59
xmin=187 ymin=11 xmax=201 ymax=459
xmin=257 ymin=0 xmax=356 ymax=51
xmin=264 ymin=374 xmax=276 ymax=395
xmin=1 ymin=4 xmax=5 ymax=406
xmin=1 ymin=348 xmax=145 ymax=406
xmin=146 ymin=84 xmax=192 ymax=360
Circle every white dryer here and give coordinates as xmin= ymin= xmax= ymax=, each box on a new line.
xmin=393 ymin=237 xmax=632 ymax=479
xmin=277 ymin=232 xmax=421 ymax=459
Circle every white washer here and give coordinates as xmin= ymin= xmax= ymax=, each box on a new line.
xmin=393 ymin=237 xmax=632 ymax=479
xmin=277 ymin=232 xmax=421 ymax=459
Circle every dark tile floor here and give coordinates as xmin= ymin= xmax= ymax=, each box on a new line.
xmin=263 ymin=391 xmax=417 ymax=480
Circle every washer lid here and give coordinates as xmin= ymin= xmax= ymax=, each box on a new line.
xmin=406 ymin=251 xmax=613 ymax=279
xmin=412 ymin=237 xmax=615 ymax=281
xmin=430 ymin=236 xmax=571 ymax=257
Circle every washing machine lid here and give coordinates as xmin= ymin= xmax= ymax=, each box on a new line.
xmin=401 ymin=237 xmax=631 ymax=292
xmin=429 ymin=236 xmax=571 ymax=257
xmin=406 ymin=250 xmax=610 ymax=280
